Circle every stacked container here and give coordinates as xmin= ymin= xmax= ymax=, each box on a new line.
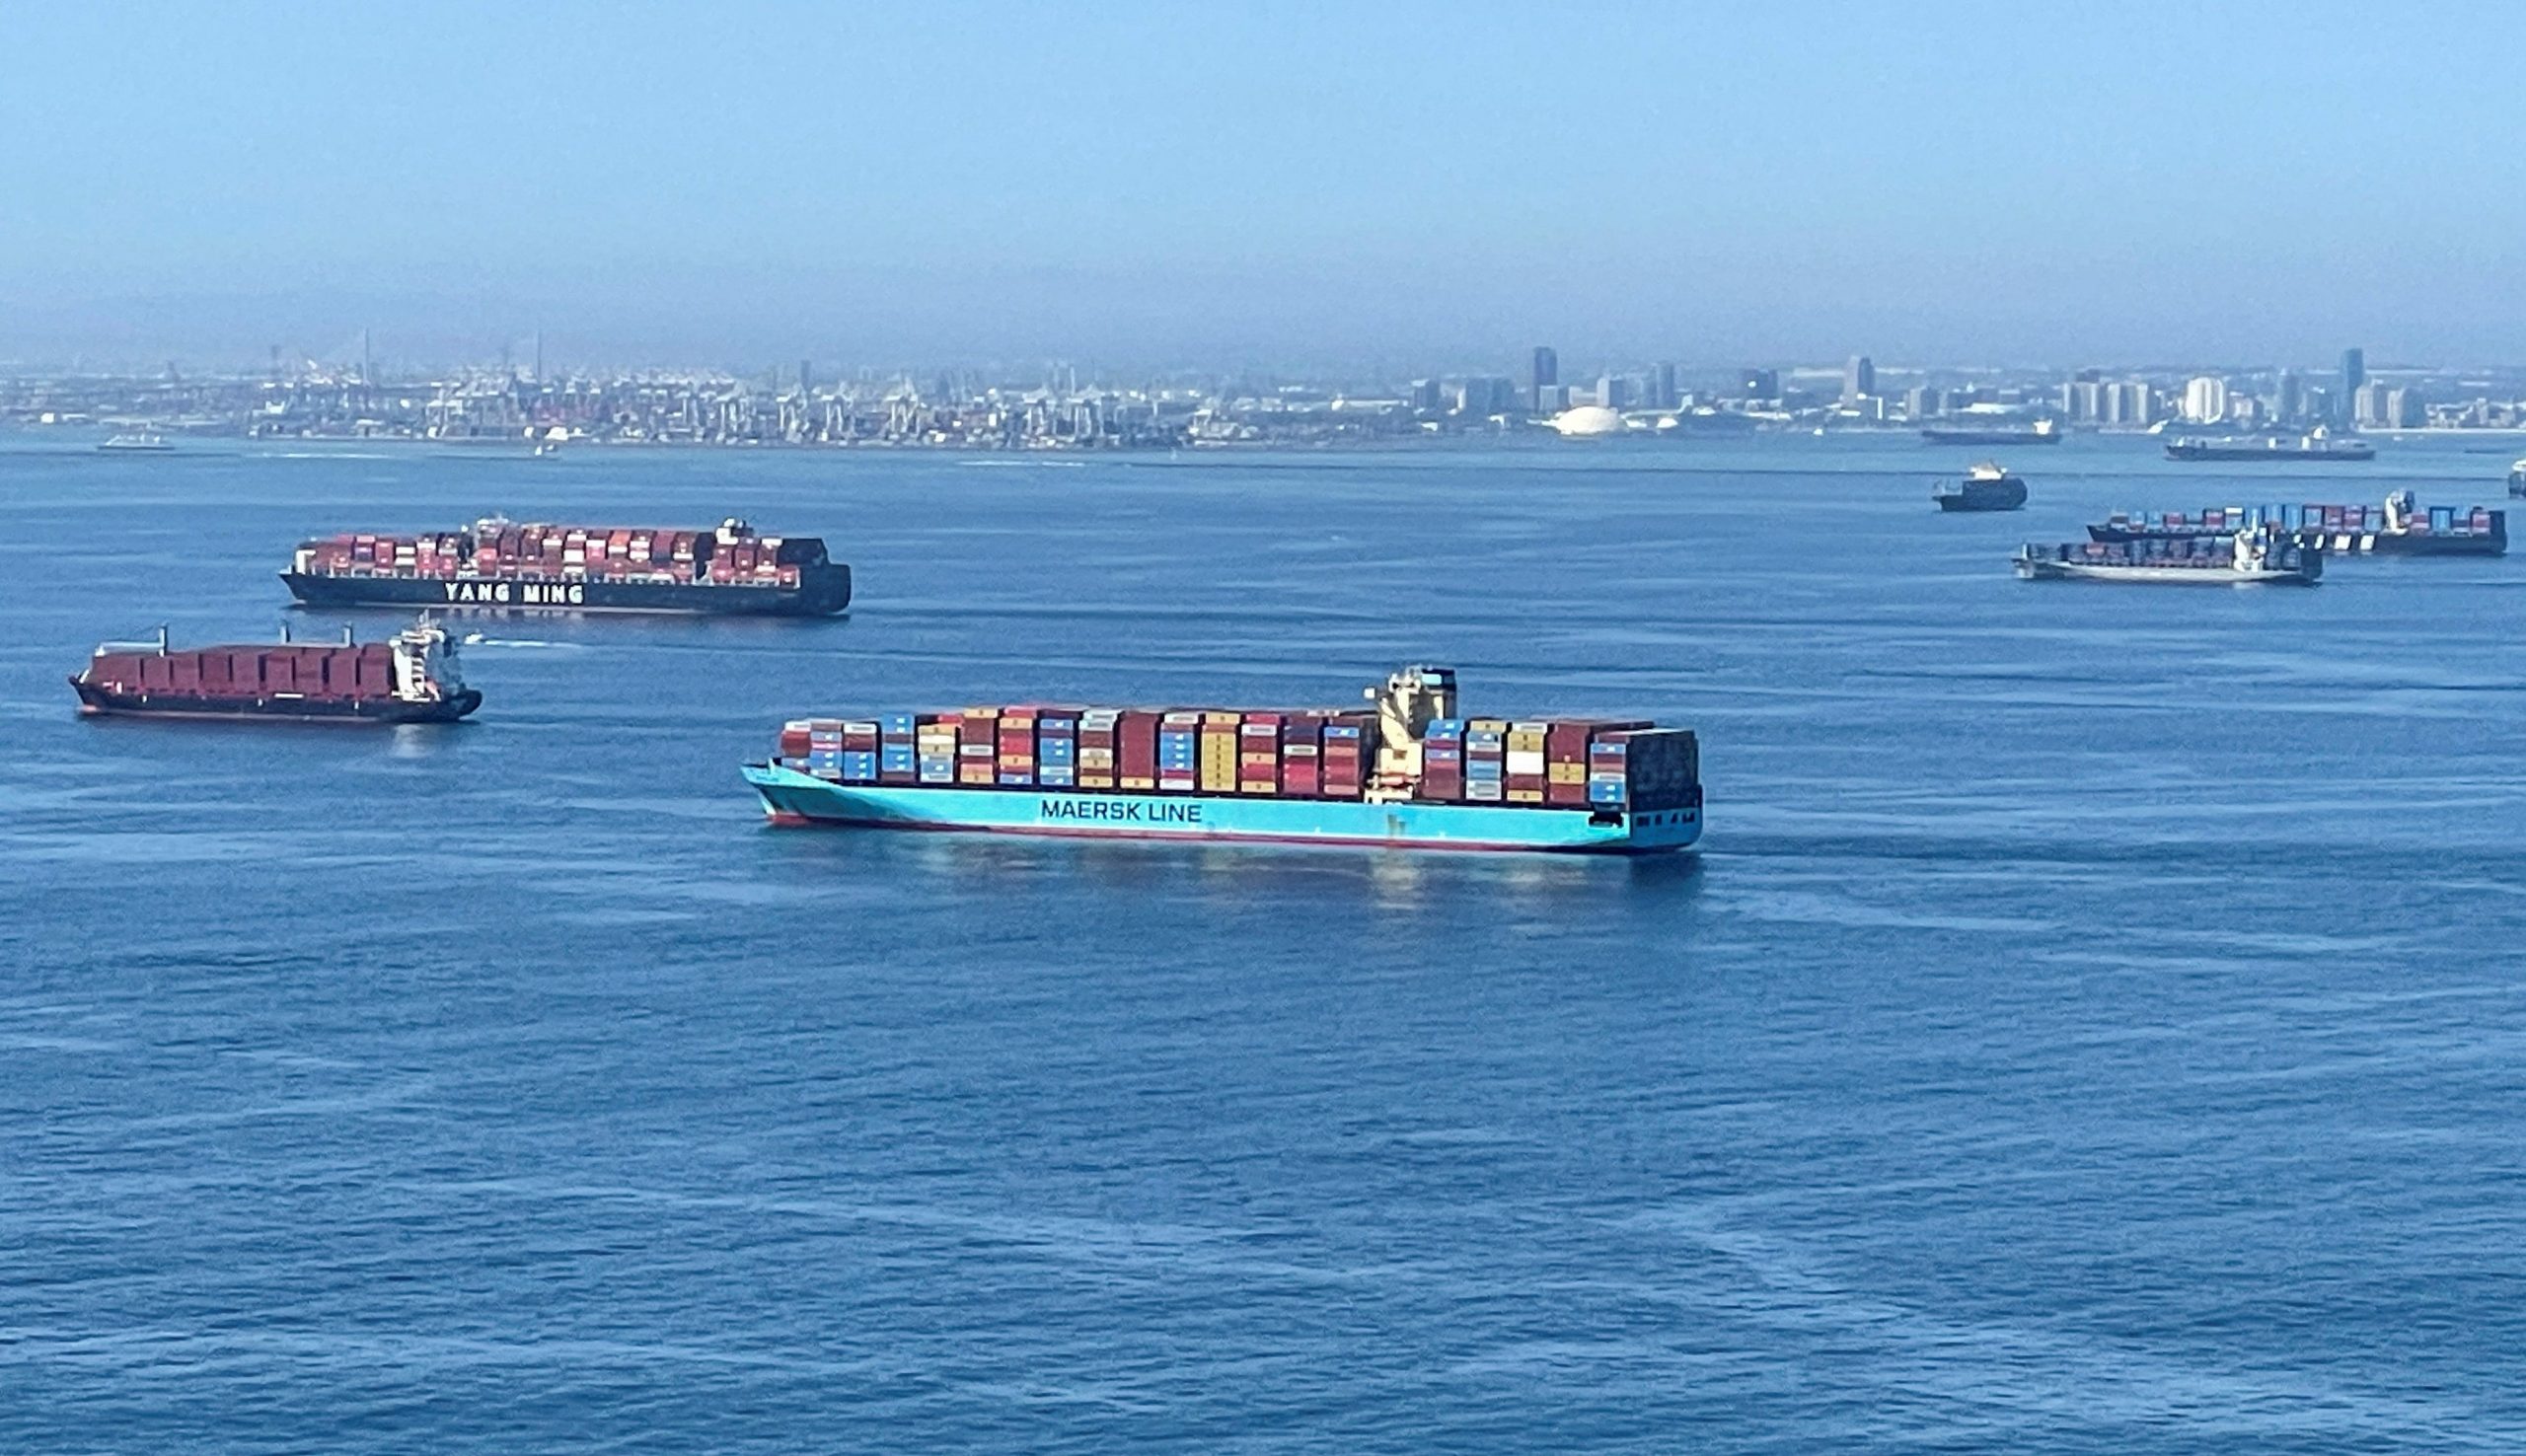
xmin=1506 ymin=721 xmax=1548 ymax=803
xmin=958 ymin=708 xmax=997 ymax=785
xmin=1281 ymin=717 xmax=1322 ymax=797
xmin=1199 ymin=713 xmax=1239 ymax=792
xmin=997 ymin=708 xmax=1037 ymax=786
xmin=1420 ymin=720 xmax=1464 ymax=800
xmin=1037 ymin=712 xmax=1078 ymax=789
xmin=1078 ymin=710 xmax=1120 ymax=790
xmin=1464 ymin=718 xmax=1506 ymax=802
xmin=917 ymin=715 xmax=959 ymax=784
xmin=1321 ymin=719 xmax=1366 ymax=798
xmin=880 ymin=713 xmax=918 ymax=783
xmin=1158 ymin=712 xmax=1199 ymax=791
xmin=1237 ymin=715 xmax=1280 ymax=794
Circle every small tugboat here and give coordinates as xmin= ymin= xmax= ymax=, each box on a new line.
xmin=2090 ymin=490 xmax=2503 ymax=556
xmin=69 ymin=619 xmax=480 ymax=723
xmin=1933 ymin=461 xmax=2029 ymax=512
xmin=2016 ymin=523 xmax=2321 ymax=585
xmin=97 ymin=430 xmax=175 ymax=453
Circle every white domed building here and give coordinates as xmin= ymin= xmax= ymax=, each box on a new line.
xmin=1550 ymin=404 xmax=1627 ymax=438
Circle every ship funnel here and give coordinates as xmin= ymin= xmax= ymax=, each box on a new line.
xmin=341 ymin=625 xmax=355 ymax=646
xmin=156 ymin=625 xmax=169 ymax=655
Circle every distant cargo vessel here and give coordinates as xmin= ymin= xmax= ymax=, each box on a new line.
xmin=2017 ymin=525 xmax=2321 ymax=585
xmin=744 ymin=666 xmax=1702 ymax=854
xmin=2163 ymin=433 xmax=2376 ymax=463
xmin=283 ymin=516 xmax=850 ymax=616
xmin=2091 ymin=491 xmax=2503 ymax=556
xmin=1922 ymin=419 xmax=2060 ymax=446
xmin=70 ymin=621 xmax=479 ymax=723
xmin=1933 ymin=462 xmax=2028 ymax=512
xmin=98 ymin=431 xmax=174 ymax=453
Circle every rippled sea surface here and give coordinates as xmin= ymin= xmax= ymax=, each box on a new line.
xmin=4 ymin=432 xmax=2524 ymax=1452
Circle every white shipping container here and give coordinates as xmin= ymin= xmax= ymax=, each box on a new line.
xmin=1506 ymin=750 xmax=1547 ymax=775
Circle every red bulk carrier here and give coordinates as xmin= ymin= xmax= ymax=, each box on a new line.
xmin=69 ymin=621 xmax=480 ymax=724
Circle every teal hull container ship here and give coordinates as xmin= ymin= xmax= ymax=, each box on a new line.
xmin=743 ymin=666 xmax=1702 ymax=855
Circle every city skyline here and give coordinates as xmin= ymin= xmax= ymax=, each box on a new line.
xmin=7 ymin=4 xmax=2526 ymax=365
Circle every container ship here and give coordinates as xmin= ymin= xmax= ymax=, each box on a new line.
xmin=2090 ymin=492 xmax=2503 ymax=556
xmin=743 ymin=666 xmax=1702 ymax=854
xmin=1933 ymin=462 xmax=2029 ymax=512
xmin=282 ymin=516 xmax=850 ymax=616
xmin=70 ymin=621 xmax=480 ymax=723
xmin=2016 ymin=525 xmax=2321 ymax=585
xmin=1922 ymin=419 xmax=2060 ymax=446
xmin=2163 ymin=433 xmax=2376 ymax=463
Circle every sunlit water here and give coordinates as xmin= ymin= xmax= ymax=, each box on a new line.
xmin=4 ymin=431 xmax=2523 ymax=1451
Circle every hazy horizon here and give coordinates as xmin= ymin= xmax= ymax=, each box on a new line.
xmin=8 ymin=1 xmax=2524 ymax=371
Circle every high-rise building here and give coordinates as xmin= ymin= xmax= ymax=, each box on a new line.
xmin=2357 ymin=380 xmax=2394 ymax=427
xmin=1409 ymin=378 xmax=1443 ymax=412
xmin=1905 ymin=385 xmax=1944 ymax=419
xmin=1843 ymin=354 xmax=1875 ymax=403
xmin=2183 ymin=376 xmax=2229 ymax=424
xmin=1741 ymin=367 xmax=1779 ymax=399
xmin=2385 ymin=387 xmax=2422 ymax=428
xmin=1530 ymin=346 xmax=1558 ymax=412
xmin=1596 ymin=373 xmax=1630 ymax=409
xmin=2340 ymin=347 xmax=2366 ymax=426
xmin=1651 ymin=361 xmax=1678 ymax=411
xmin=2273 ymin=368 xmax=2302 ymax=426
xmin=799 ymin=358 xmax=813 ymax=395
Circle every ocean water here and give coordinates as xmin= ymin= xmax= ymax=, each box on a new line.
xmin=4 ymin=431 xmax=2524 ymax=1452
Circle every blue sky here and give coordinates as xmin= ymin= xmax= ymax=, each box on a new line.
xmin=3 ymin=1 xmax=2521 ymax=370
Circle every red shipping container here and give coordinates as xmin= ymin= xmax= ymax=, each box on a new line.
xmin=198 ymin=653 xmax=233 ymax=692
xmin=1118 ymin=711 xmax=1160 ymax=780
xmin=139 ymin=655 xmax=175 ymax=691
xmin=168 ymin=655 xmax=202 ymax=692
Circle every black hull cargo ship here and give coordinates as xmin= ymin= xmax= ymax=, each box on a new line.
xmin=282 ymin=517 xmax=851 ymax=617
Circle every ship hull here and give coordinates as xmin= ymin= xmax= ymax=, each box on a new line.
xmin=1935 ymin=487 xmax=2027 ymax=511
xmin=2014 ymin=560 xmax=2319 ymax=585
xmin=280 ymin=567 xmax=851 ymax=617
xmin=69 ymin=681 xmax=481 ymax=723
xmin=2162 ymin=445 xmax=2375 ymax=463
xmin=1921 ymin=429 xmax=2059 ymax=446
xmin=741 ymin=764 xmax=1700 ymax=854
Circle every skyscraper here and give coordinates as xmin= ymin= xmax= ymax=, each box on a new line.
xmin=2274 ymin=368 xmax=2302 ymax=426
xmin=1651 ymin=361 xmax=1677 ymax=411
xmin=1843 ymin=355 xmax=1875 ymax=403
xmin=1741 ymin=367 xmax=1779 ymax=399
xmin=1530 ymin=346 xmax=1558 ymax=412
xmin=2340 ymin=347 xmax=2365 ymax=426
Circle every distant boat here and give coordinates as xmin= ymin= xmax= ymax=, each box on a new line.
xmin=2163 ymin=432 xmax=2375 ymax=463
xmin=2508 ymin=458 xmax=2526 ymax=498
xmin=1932 ymin=461 xmax=2029 ymax=512
xmin=1921 ymin=418 xmax=2060 ymax=446
xmin=98 ymin=431 xmax=174 ymax=453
